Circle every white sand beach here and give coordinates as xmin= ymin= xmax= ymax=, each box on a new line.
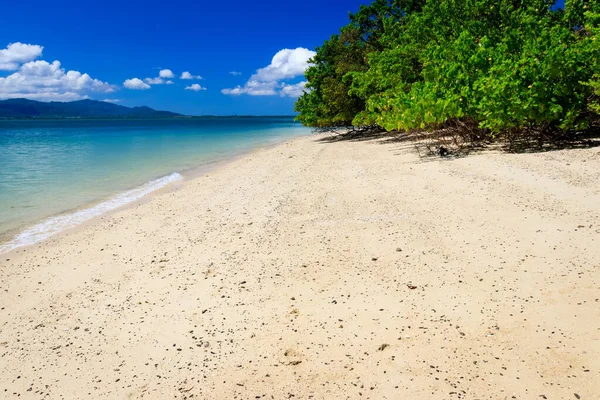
xmin=1 ymin=133 xmax=599 ymax=399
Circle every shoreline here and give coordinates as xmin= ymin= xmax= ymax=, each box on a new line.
xmin=1 ymin=133 xmax=598 ymax=399
xmin=0 ymin=132 xmax=313 ymax=255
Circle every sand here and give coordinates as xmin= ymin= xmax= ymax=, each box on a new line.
xmin=1 ymin=133 xmax=599 ymax=399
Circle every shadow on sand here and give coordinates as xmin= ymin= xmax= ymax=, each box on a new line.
xmin=314 ymin=127 xmax=600 ymax=160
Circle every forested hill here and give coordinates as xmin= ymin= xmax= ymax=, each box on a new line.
xmin=295 ymin=0 xmax=600 ymax=147
xmin=0 ymin=99 xmax=182 ymax=118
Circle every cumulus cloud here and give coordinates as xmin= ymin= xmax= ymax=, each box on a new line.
xmin=102 ymin=98 xmax=121 ymax=103
xmin=180 ymin=71 xmax=202 ymax=80
xmin=221 ymin=87 xmax=243 ymax=95
xmin=143 ymin=68 xmax=178 ymax=85
xmin=222 ymin=80 xmax=277 ymax=96
xmin=0 ymin=59 xmax=116 ymax=101
xmin=144 ymin=77 xmax=174 ymax=85
xmin=123 ymin=78 xmax=151 ymax=90
xmin=229 ymin=71 xmax=242 ymax=76
xmin=253 ymin=48 xmax=315 ymax=81
xmin=0 ymin=42 xmax=44 ymax=70
xmin=280 ymin=81 xmax=308 ymax=98
xmin=145 ymin=77 xmax=163 ymax=84
xmin=159 ymin=69 xmax=174 ymax=78
xmin=222 ymin=47 xmax=314 ymax=97
xmin=185 ymin=83 xmax=207 ymax=92
xmin=0 ymin=42 xmax=117 ymax=101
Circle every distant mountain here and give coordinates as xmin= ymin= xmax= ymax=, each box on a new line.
xmin=0 ymin=99 xmax=183 ymax=119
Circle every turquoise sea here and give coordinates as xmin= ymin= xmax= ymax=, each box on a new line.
xmin=0 ymin=117 xmax=311 ymax=252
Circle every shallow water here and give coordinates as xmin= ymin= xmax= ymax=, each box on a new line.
xmin=0 ymin=117 xmax=310 ymax=251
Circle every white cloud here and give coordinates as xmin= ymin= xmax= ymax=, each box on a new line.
xmin=222 ymin=80 xmax=278 ymax=96
xmin=123 ymin=78 xmax=151 ymax=90
xmin=229 ymin=71 xmax=242 ymax=76
xmin=0 ymin=59 xmax=116 ymax=101
xmin=222 ymin=47 xmax=315 ymax=97
xmin=253 ymin=48 xmax=315 ymax=81
xmin=144 ymin=75 xmax=175 ymax=85
xmin=280 ymin=81 xmax=307 ymax=97
xmin=102 ymin=98 xmax=121 ymax=103
xmin=221 ymin=87 xmax=244 ymax=95
xmin=159 ymin=69 xmax=174 ymax=78
xmin=180 ymin=71 xmax=202 ymax=80
xmin=145 ymin=77 xmax=164 ymax=84
xmin=185 ymin=83 xmax=207 ymax=92
xmin=0 ymin=42 xmax=44 ymax=71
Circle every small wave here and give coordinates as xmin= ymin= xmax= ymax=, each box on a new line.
xmin=0 ymin=172 xmax=183 ymax=254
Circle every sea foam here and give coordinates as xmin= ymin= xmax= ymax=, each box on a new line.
xmin=0 ymin=172 xmax=182 ymax=254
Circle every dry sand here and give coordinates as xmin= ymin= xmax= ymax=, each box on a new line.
xmin=1 ymin=133 xmax=599 ymax=399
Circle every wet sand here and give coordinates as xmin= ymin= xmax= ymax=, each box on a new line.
xmin=1 ymin=133 xmax=599 ymax=399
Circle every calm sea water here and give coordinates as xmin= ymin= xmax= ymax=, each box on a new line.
xmin=0 ymin=117 xmax=310 ymax=251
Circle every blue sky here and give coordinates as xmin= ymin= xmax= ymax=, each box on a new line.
xmin=0 ymin=0 xmax=566 ymax=115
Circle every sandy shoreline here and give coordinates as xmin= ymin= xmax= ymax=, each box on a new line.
xmin=1 ymin=133 xmax=599 ymax=399
xmin=0 ymin=134 xmax=306 ymax=253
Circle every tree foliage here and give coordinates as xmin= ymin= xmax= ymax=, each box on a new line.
xmin=295 ymin=0 xmax=600 ymax=142
xmin=294 ymin=0 xmax=406 ymax=127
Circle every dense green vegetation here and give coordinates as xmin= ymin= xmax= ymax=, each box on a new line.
xmin=295 ymin=0 xmax=600 ymax=147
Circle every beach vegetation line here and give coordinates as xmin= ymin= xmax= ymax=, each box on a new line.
xmin=295 ymin=0 xmax=600 ymax=151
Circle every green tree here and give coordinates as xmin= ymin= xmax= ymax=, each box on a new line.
xmin=295 ymin=0 xmax=411 ymax=127
xmin=294 ymin=28 xmax=366 ymax=127
xmin=297 ymin=0 xmax=600 ymax=144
